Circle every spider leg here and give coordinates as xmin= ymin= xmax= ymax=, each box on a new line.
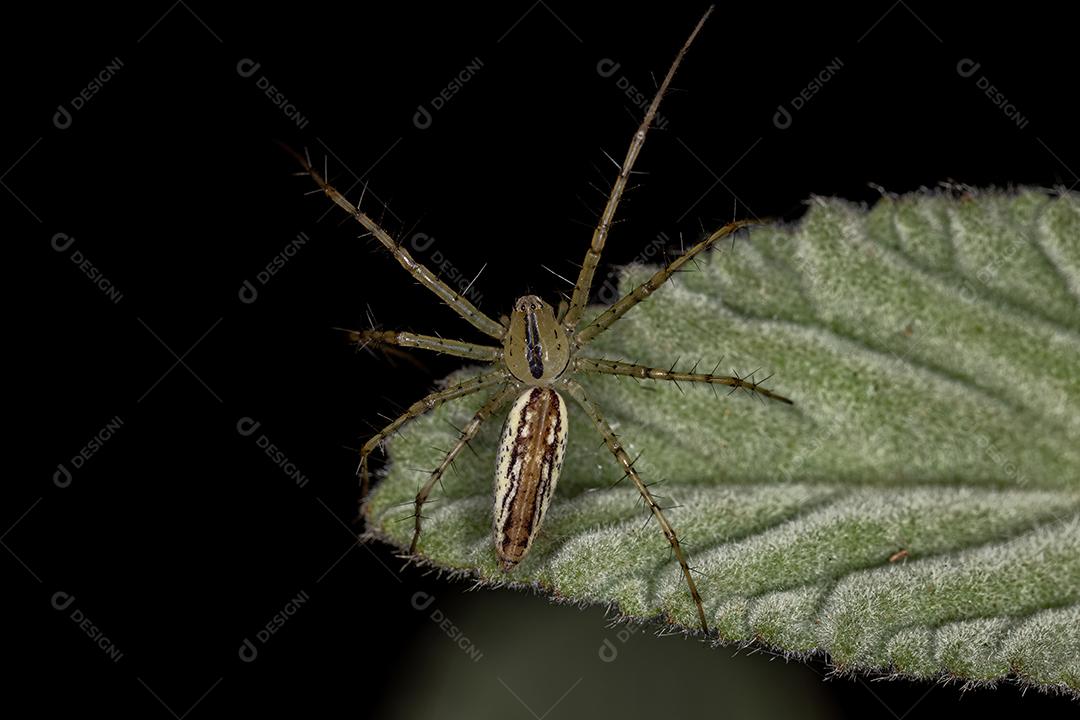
xmin=341 ymin=328 xmax=503 ymax=362
xmin=562 ymin=7 xmax=714 ymax=330
xmin=576 ymin=357 xmax=793 ymax=404
xmin=358 ymin=371 xmax=508 ymax=500
xmin=409 ymin=383 xmax=520 ymax=554
xmin=561 ymin=377 xmax=709 ymax=633
xmin=282 ymin=143 xmax=505 ymax=340
xmin=575 ymin=219 xmax=760 ymax=347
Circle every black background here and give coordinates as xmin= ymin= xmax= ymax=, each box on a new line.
xmin=9 ymin=2 xmax=1078 ymax=717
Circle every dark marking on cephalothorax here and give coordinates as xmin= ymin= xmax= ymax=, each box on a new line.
xmin=524 ymin=310 xmax=544 ymax=379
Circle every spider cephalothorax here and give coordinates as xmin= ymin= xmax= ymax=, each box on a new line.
xmin=504 ymin=295 xmax=570 ymax=384
xmin=288 ymin=6 xmax=792 ymax=634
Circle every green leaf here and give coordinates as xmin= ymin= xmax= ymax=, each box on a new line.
xmin=364 ymin=189 xmax=1080 ymax=696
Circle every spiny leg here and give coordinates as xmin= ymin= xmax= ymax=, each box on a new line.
xmin=562 ymin=7 xmax=714 ymax=330
xmin=282 ymin=144 xmax=505 ymax=340
xmin=342 ymin=328 xmax=503 ymax=362
xmin=409 ymin=383 xmax=520 ymax=554
xmin=561 ymin=378 xmax=709 ymax=633
xmin=359 ymin=370 xmax=508 ymax=499
xmin=575 ymin=219 xmax=759 ymax=347
xmin=576 ymin=357 xmax=793 ymax=404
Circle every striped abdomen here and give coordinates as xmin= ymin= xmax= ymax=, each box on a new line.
xmin=494 ymin=387 xmax=568 ymax=571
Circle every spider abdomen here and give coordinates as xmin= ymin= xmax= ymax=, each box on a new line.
xmin=494 ymin=386 xmax=568 ymax=571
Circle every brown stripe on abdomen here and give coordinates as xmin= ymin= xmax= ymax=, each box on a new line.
xmin=493 ymin=387 xmax=568 ymax=571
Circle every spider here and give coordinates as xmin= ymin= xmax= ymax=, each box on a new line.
xmin=287 ymin=6 xmax=792 ymax=633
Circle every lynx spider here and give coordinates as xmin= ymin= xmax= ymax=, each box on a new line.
xmin=289 ymin=6 xmax=792 ymax=633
